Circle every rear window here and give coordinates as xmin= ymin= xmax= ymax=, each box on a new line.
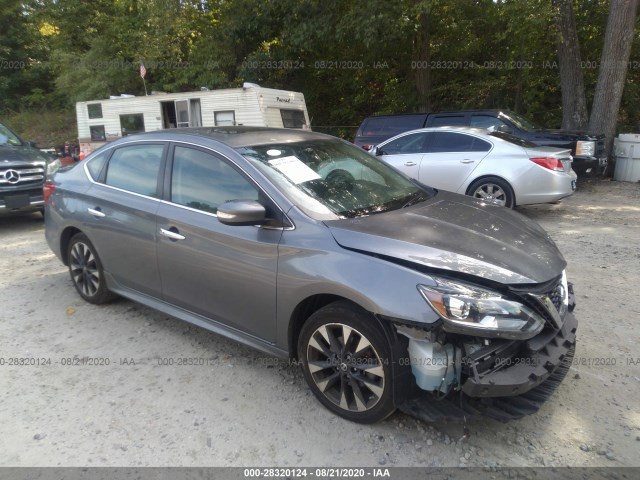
xmin=489 ymin=131 xmax=537 ymax=148
xmin=360 ymin=115 xmax=426 ymax=137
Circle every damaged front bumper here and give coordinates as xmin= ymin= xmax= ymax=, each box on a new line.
xmin=396 ymin=282 xmax=578 ymax=423
xmin=461 ymin=312 xmax=577 ymax=398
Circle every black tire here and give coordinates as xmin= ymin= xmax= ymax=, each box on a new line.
xmin=467 ymin=176 xmax=515 ymax=208
xmin=298 ymin=301 xmax=396 ymax=423
xmin=67 ymin=233 xmax=114 ymax=304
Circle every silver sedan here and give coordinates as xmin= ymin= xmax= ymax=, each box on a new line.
xmin=373 ymin=127 xmax=577 ymax=207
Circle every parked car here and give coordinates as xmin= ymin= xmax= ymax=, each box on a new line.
xmin=354 ymin=110 xmax=606 ymax=176
xmin=372 ymin=127 xmax=577 ymax=208
xmin=0 ymin=121 xmax=61 ymax=216
xmin=45 ymin=127 xmax=577 ymax=424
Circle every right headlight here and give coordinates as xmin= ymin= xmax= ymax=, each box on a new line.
xmin=418 ymin=278 xmax=545 ymax=340
xmin=575 ymin=140 xmax=595 ymax=157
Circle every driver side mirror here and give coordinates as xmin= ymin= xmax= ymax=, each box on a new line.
xmin=374 ymin=146 xmax=384 ymax=156
xmin=217 ymin=200 xmax=267 ymax=226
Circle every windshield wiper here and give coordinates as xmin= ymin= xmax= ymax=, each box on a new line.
xmin=401 ymin=191 xmax=428 ymax=209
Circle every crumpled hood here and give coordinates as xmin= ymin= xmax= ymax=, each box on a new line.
xmin=325 ymin=191 xmax=566 ymax=285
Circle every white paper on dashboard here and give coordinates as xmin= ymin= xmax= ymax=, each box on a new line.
xmin=268 ymin=156 xmax=321 ymax=184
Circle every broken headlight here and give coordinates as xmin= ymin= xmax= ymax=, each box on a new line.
xmin=418 ymin=278 xmax=544 ymax=340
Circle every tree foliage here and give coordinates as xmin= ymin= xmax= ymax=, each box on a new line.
xmin=1 ymin=0 xmax=638 ymax=145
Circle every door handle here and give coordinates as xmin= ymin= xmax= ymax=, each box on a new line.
xmin=87 ymin=207 xmax=105 ymax=218
xmin=160 ymin=227 xmax=186 ymax=241
xmin=404 ymin=161 xmax=417 ymax=166
xmin=460 ymin=159 xmax=475 ymax=164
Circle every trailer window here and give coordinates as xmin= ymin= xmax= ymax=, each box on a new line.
xmin=215 ymin=111 xmax=235 ymax=126
xmin=87 ymin=104 xmax=103 ymax=119
xmin=90 ymin=125 xmax=106 ymax=141
xmin=120 ymin=114 xmax=145 ymax=136
xmin=280 ymin=109 xmax=306 ymax=129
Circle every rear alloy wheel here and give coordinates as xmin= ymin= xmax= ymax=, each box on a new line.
xmin=298 ymin=301 xmax=396 ymax=423
xmin=468 ymin=176 xmax=515 ymax=208
xmin=67 ymin=233 xmax=114 ymax=304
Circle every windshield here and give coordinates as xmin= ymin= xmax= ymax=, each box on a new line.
xmin=0 ymin=123 xmax=23 ymax=146
xmin=238 ymin=139 xmax=433 ymax=219
xmin=498 ymin=111 xmax=539 ymax=132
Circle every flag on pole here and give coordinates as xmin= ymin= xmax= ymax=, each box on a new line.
xmin=140 ymin=63 xmax=147 ymax=79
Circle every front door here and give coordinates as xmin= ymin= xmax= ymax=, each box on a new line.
xmin=377 ymin=132 xmax=431 ymax=178
xmin=419 ymin=131 xmax=491 ymax=192
xmin=156 ymin=145 xmax=281 ymax=341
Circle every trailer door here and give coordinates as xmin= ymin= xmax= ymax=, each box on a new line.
xmin=175 ymin=100 xmax=190 ymax=128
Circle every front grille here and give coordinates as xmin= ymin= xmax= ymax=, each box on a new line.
xmin=0 ymin=165 xmax=45 ymax=187
xmin=511 ymin=276 xmax=566 ymax=330
xmin=549 ymin=283 xmax=564 ymax=311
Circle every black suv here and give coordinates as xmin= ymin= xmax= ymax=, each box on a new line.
xmin=354 ymin=110 xmax=606 ymax=176
xmin=0 ymin=122 xmax=59 ymax=215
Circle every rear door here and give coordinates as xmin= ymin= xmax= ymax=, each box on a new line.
xmin=419 ymin=132 xmax=492 ymax=192
xmin=156 ymin=144 xmax=282 ymax=341
xmin=82 ymin=142 xmax=167 ymax=296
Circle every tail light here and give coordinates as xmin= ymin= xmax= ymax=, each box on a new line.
xmin=530 ymin=157 xmax=564 ymax=172
xmin=43 ymin=180 xmax=55 ymax=203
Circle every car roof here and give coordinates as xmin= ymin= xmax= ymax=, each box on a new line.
xmin=124 ymin=126 xmax=333 ymax=148
xmin=387 ymin=126 xmax=491 ymax=137
xmin=361 ymin=109 xmax=514 ymax=120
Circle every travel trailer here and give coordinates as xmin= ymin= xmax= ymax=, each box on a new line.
xmin=75 ymin=84 xmax=310 ymax=154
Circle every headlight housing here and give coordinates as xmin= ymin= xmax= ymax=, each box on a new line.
xmin=418 ymin=278 xmax=545 ymax=340
xmin=575 ymin=140 xmax=595 ymax=157
xmin=46 ymin=158 xmax=62 ymax=178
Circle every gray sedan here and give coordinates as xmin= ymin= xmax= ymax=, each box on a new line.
xmin=373 ymin=127 xmax=577 ymax=207
xmin=45 ymin=127 xmax=577 ymax=424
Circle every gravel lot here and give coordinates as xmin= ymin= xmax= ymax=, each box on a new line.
xmin=0 ymin=178 xmax=639 ymax=468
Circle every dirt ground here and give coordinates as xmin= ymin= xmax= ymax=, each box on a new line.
xmin=0 ymin=178 xmax=638 ymax=468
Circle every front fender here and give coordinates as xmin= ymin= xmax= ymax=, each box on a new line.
xmin=275 ymin=220 xmax=440 ymax=350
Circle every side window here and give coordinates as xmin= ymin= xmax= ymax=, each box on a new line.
xmin=170 ymin=146 xmax=259 ymax=214
xmin=471 ymin=115 xmax=507 ymax=130
xmin=104 ymin=144 xmax=164 ymax=196
xmin=470 ymin=138 xmax=492 ymax=152
xmin=362 ymin=115 xmax=426 ymax=136
xmin=87 ymin=104 xmax=103 ymax=119
xmin=86 ymin=151 xmax=109 ymax=181
xmin=280 ymin=109 xmax=306 ymax=128
xmin=429 ymin=115 xmax=467 ymax=127
xmin=214 ymin=110 xmax=235 ymax=126
xmin=120 ymin=114 xmax=145 ymax=136
xmin=380 ymin=133 xmax=430 ymax=155
xmin=426 ymin=132 xmax=476 ymax=153
xmin=90 ymin=125 xmax=106 ymax=141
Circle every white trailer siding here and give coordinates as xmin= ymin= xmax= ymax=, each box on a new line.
xmin=76 ymin=86 xmax=310 ymax=151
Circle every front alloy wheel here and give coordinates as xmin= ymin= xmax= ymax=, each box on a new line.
xmin=298 ymin=302 xmax=396 ymax=423
xmin=68 ymin=233 xmax=114 ymax=304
